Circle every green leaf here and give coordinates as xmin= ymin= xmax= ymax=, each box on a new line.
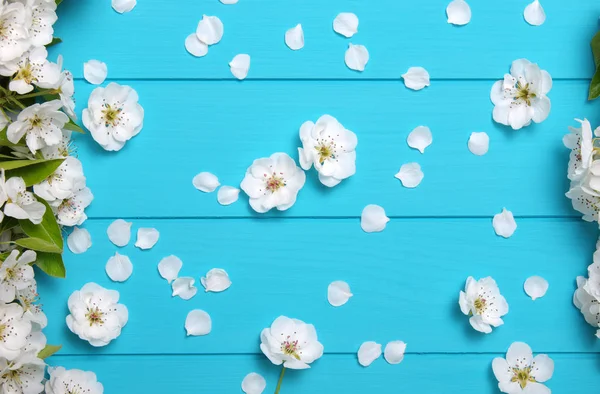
xmin=0 ymin=128 xmax=18 ymax=147
xmin=35 ymin=252 xmax=65 ymax=278
xmin=38 ymin=344 xmax=62 ymax=359
xmin=55 ymin=0 xmax=62 ymax=5
xmin=592 ymin=31 xmax=600 ymax=68
xmin=15 ymin=237 xmax=62 ymax=253
xmin=63 ymin=119 xmax=85 ymax=134
xmin=589 ymin=66 xmax=600 ymax=100
xmin=19 ymin=198 xmax=63 ymax=252
xmin=2 ymin=158 xmax=64 ymax=186
xmin=0 ymin=217 xmax=18 ymax=234
xmin=46 ymin=37 xmax=62 ymax=48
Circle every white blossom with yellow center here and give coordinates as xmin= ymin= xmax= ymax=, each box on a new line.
xmin=459 ymin=276 xmax=508 ymax=334
xmin=493 ymin=342 xmax=554 ymax=394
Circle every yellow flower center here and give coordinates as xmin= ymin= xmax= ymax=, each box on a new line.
xmin=511 ymin=366 xmax=536 ymax=389
xmin=15 ymin=63 xmax=34 ymax=84
xmin=265 ymin=173 xmax=285 ymax=193
xmin=85 ymin=307 xmax=104 ymax=326
xmin=29 ymin=115 xmax=43 ymax=128
xmin=281 ymin=339 xmax=301 ymax=360
xmin=101 ymin=104 xmax=123 ymax=127
xmin=473 ymin=297 xmax=487 ymax=314
xmin=3 ymin=370 xmax=21 ymax=385
xmin=514 ymin=81 xmax=536 ymax=106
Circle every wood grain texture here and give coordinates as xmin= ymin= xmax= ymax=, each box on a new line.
xmin=51 ymin=0 xmax=600 ymax=79
xmin=38 ymin=218 xmax=600 ymax=355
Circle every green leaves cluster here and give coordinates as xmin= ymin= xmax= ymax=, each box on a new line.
xmin=589 ymin=31 xmax=600 ymax=100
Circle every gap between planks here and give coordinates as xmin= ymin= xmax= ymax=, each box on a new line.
xmin=83 ymin=215 xmax=581 ymax=221
xmin=72 ymin=77 xmax=592 ymax=83
xmin=50 ymin=351 xmax=600 ymax=357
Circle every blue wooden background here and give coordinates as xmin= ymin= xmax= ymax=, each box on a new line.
xmin=40 ymin=0 xmax=600 ymax=392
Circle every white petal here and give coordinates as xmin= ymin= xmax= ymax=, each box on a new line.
xmin=107 ymin=219 xmax=132 ymax=247
xmin=524 ymin=276 xmax=549 ymax=300
xmin=357 ymin=341 xmax=382 ymax=367
xmin=158 ymin=255 xmax=183 ymax=284
xmin=468 ymin=132 xmax=490 ymax=156
xmin=492 ymin=208 xmax=517 ymax=238
xmin=135 ymin=228 xmax=160 ymax=250
xmin=345 ymin=44 xmax=369 ymax=72
xmin=446 ymin=0 xmax=471 ymax=26
xmin=407 ymin=126 xmax=432 ymax=153
xmin=105 ymin=252 xmax=133 ymax=282
xmin=327 ymin=281 xmax=353 ymax=307
xmin=524 ymin=0 xmax=546 ymax=26
xmin=185 ymin=33 xmax=208 ymax=57
xmin=185 ymin=309 xmax=212 ymax=336
xmin=217 ymin=186 xmax=240 ymax=206
xmin=285 ymin=24 xmax=304 ymax=51
xmin=361 ymin=204 xmax=390 ymax=233
xmin=200 ymin=268 xmax=232 ymax=293
xmin=193 ymin=172 xmax=220 ymax=192
xmin=384 ymin=341 xmax=407 ymax=365
xmin=241 ymin=373 xmax=266 ymax=394
xmin=333 ymin=12 xmax=359 ymax=37
xmin=112 ymin=0 xmax=136 ymax=13
xmin=402 ymin=67 xmax=430 ymax=90
xmin=172 ymin=277 xmax=198 ymax=300
xmin=67 ymin=227 xmax=92 ymax=254
xmin=220 ymin=0 xmax=238 ymax=3
xmin=83 ymin=60 xmax=108 ymax=85
xmin=395 ymin=163 xmax=424 ymax=188
xmin=196 ymin=15 xmax=224 ymax=45
xmin=229 ymin=54 xmax=251 ymax=80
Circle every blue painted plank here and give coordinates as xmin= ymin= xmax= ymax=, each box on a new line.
xmin=70 ymin=80 xmax=600 ymax=218
xmin=47 ymin=353 xmax=598 ymax=393
xmin=37 ymin=218 xmax=600 ymax=354
xmin=51 ymin=0 xmax=600 ymax=79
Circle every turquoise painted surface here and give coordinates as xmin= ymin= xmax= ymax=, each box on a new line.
xmin=40 ymin=0 xmax=600 ymax=392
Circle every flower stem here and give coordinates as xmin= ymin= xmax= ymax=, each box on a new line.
xmin=14 ymin=89 xmax=58 ymax=100
xmin=274 ymin=367 xmax=286 ymax=394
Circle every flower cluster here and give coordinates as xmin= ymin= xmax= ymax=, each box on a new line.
xmin=573 ymin=240 xmax=600 ymax=337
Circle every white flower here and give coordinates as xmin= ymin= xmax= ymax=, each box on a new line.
xmin=3 ymin=175 xmax=46 ymax=224
xmin=491 ymin=59 xmax=552 ymax=130
xmin=0 ymin=302 xmax=32 ymax=360
xmin=0 ymin=46 xmax=61 ymax=94
xmin=41 ymin=130 xmax=72 ymax=160
xmin=563 ymin=119 xmax=596 ymax=182
xmin=7 ymin=100 xmax=68 ymax=154
xmin=54 ymin=57 xmax=76 ymax=119
xmin=16 ymin=283 xmax=47 ymax=329
xmin=298 ymin=115 xmax=357 ymax=187
xmin=66 ymin=282 xmax=128 ymax=347
xmin=0 ymin=2 xmax=30 ymax=63
xmin=459 ymin=276 xmax=509 ymax=334
xmin=0 ymin=352 xmax=45 ymax=394
xmin=82 ymin=82 xmax=144 ymax=151
xmin=52 ymin=186 xmax=93 ymax=227
xmin=260 ymin=316 xmax=324 ymax=370
xmin=0 ymin=249 xmax=36 ymax=303
xmin=22 ymin=325 xmax=46 ymax=356
xmin=566 ymin=186 xmax=600 ymax=224
xmin=46 ymin=366 xmax=104 ymax=394
xmin=26 ymin=0 xmax=58 ymax=47
xmin=34 ymin=156 xmax=86 ymax=202
xmin=240 ymin=153 xmax=306 ymax=213
xmin=492 ymin=342 xmax=554 ymax=394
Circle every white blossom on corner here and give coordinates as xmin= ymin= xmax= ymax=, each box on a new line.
xmin=0 ymin=249 xmax=36 ymax=303
xmin=0 ymin=46 xmax=61 ymax=94
xmin=0 ymin=302 xmax=32 ymax=360
xmin=492 ymin=342 xmax=554 ymax=394
xmin=573 ymin=245 xmax=600 ymax=335
xmin=17 ymin=283 xmax=47 ymax=329
xmin=563 ymin=119 xmax=596 ymax=183
xmin=2 ymin=174 xmax=46 ymax=224
xmin=7 ymin=100 xmax=68 ymax=154
xmin=46 ymin=366 xmax=104 ymax=394
xmin=52 ymin=186 xmax=93 ymax=227
xmin=27 ymin=0 xmax=58 ymax=47
xmin=0 ymin=2 xmax=30 ymax=63
xmin=459 ymin=276 xmax=509 ymax=334
xmin=0 ymin=352 xmax=45 ymax=393
xmin=34 ymin=156 xmax=86 ymax=202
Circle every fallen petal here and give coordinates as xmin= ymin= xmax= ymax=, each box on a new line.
xmin=402 ymin=67 xmax=430 ymax=90
xmin=524 ymin=0 xmax=546 ymax=26
xmin=493 ymin=208 xmax=517 ymax=238
xmin=135 ymin=228 xmax=160 ymax=250
xmin=112 ymin=0 xmax=136 ymax=14
xmin=328 ymin=281 xmax=353 ymax=307
xmin=333 ymin=12 xmax=359 ymax=37
xmin=105 ymin=252 xmax=133 ymax=282
xmin=107 ymin=219 xmax=132 ymax=247
xmin=361 ymin=204 xmax=389 ymax=233
xmin=384 ymin=341 xmax=407 ymax=365
xmin=468 ymin=132 xmax=489 ymax=156
xmin=83 ymin=60 xmax=107 ymax=85
xmin=193 ymin=172 xmax=220 ymax=192
xmin=285 ymin=24 xmax=304 ymax=51
xmin=217 ymin=186 xmax=240 ymax=206
xmin=407 ymin=126 xmax=433 ymax=153
xmin=172 ymin=277 xmax=198 ymax=300
xmin=358 ymin=341 xmax=382 ymax=367
xmin=201 ymin=268 xmax=232 ymax=293
xmin=229 ymin=54 xmax=251 ymax=80
xmin=185 ymin=309 xmax=212 ymax=336
xmin=185 ymin=33 xmax=208 ymax=57
xmin=241 ymin=373 xmax=266 ymax=394
xmin=158 ymin=255 xmax=183 ymax=284
xmin=446 ymin=0 xmax=471 ymax=26
xmin=67 ymin=227 xmax=92 ymax=254
xmin=524 ymin=276 xmax=548 ymax=300
xmin=395 ymin=163 xmax=424 ymax=188
xmin=345 ymin=44 xmax=369 ymax=72
xmin=196 ymin=15 xmax=223 ymax=45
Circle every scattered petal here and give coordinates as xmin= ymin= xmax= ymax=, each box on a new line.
xmin=524 ymin=276 xmax=549 ymax=300
xmin=345 ymin=44 xmax=369 ymax=72
xmin=107 ymin=219 xmax=132 ymax=247
xmin=135 ymin=228 xmax=160 ymax=250
xmin=201 ymin=268 xmax=232 ymax=293
xmin=112 ymin=0 xmax=136 ymax=14
xmin=402 ymin=67 xmax=430 ymax=90
xmin=105 ymin=252 xmax=133 ymax=282
xmin=357 ymin=341 xmax=382 ymax=367
xmin=196 ymin=15 xmax=223 ymax=45
xmin=67 ymin=227 xmax=92 ymax=254
xmin=328 ymin=281 xmax=353 ymax=307
xmin=285 ymin=24 xmax=304 ymax=51
xmin=217 ymin=186 xmax=240 ymax=206
xmin=193 ymin=172 xmax=220 ymax=192
xmin=493 ymin=208 xmax=517 ymax=238
xmin=185 ymin=33 xmax=208 ymax=57
xmin=333 ymin=12 xmax=359 ymax=37
xmin=468 ymin=132 xmax=490 ymax=156
xmin=524 ymin=0 xmax=546 ymax=26
xmin=407 ymin=126 xmax=433 ymax=153
xmin=185 ymin=309 xmax=212 ymax=336
xmin=220 ymin=0 xmax=238 ymax=3
xmin=446 ymin=0 xmax=471 ymax=26
xmin=158 ymin=255 xmax=183 ymax=284
xmin=83 ymin=60 xmax=107 ymax=85
xmin=361 ymin=204 xmax=389 ymax=233
xmin=172 ymin=277 xmax=198 ymax=300
xmin=229 ymin=54 xmax=251 ymax=80
xmin=384 ymin=341 xmax=407 ymax=365
xmin=395 ymin=163 xmax=424 ymax=188
xmin=241 ymin=373 xmax=266 ymax=394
